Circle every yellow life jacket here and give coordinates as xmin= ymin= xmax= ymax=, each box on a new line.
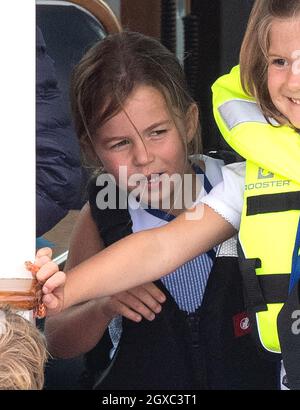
xmin=212 ymin=65 xmax=300 ymax=354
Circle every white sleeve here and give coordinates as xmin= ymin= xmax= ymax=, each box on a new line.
xmin=201 ymin=162 xmax=245 ymax=230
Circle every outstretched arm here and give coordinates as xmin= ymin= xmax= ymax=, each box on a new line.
xmin=42 ymin=204 xmax=235 ymax=312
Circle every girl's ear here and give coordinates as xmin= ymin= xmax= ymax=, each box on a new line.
xmin=185 ymin=103 xmax=199 ymax=143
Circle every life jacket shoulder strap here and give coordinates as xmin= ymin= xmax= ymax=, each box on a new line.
xmin=88 ymin=174 xmax=133 ymax=246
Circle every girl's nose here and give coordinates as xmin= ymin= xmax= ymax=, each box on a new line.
xmin=132 ymin=139 xmax=154 ymax=167
xmin=287 ymin=64 xmax=300 ymax=91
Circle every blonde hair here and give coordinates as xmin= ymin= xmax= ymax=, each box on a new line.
xmin=240 ymin=0 xmax=300 ymax=124
xmin=0 ymin=307 xmax=47 ymax=390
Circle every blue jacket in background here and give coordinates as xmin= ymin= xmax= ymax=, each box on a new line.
xmin=36 ymin=27 xmax=82 ymax=236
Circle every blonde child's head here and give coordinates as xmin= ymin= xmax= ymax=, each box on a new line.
xmin=0 ymin=307 xmax=47 ymax=390
xmin=240 ymin=0 xmax=300 ymax=127
xmin=70 ymin=31 xmax=201 ymax=169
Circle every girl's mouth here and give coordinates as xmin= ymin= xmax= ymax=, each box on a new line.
xmin=146 ymin=173 xmax=164 ymax=184
xmin=289 ymin=97 xmax=300 ymax=105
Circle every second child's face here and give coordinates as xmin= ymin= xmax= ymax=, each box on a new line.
xmin=267 ymin=17 xmax=300 ymax=128
xmin=93 ymin=85 xmax=194 ymax=208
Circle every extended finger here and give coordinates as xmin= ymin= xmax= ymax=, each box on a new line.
xmin=41 ymin=271 xmax=66 ymax=294
xmin=36 ymin=247 xmax=53 ymax=259
xmin=36 ymin=261 xmax=60 ymax=283
xmin=111 ymin=299 xmax=143 ymax=322
xmin=127 ymin=287 xmax=163 ymax=314
xmin=34 ymin=255 xmax=52 ymax=268
xmin=117 ymin=292 xmax=158 ymax=320
xmin=42 ymin=294 xmax=59 ymax=314
xmin=142 ymin=283 xmax=166 ymax=303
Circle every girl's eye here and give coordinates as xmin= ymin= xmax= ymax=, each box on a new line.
xmin=150 ymin=129 xmax=167 ymax=137
xmin=110 ymin=139 xmax=130 ymax=150
xmin=271 ymin=58 xmax=288 ymax=67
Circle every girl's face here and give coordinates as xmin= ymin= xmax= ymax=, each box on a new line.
xmin=93 ymin=85 xmax=196 ymax=209
xmin=267 ymin=17 xmax=300 ymax=128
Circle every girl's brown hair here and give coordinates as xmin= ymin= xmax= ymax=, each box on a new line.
xmin=240 ymin=0 xmax=300 ymax=124
xmin=70 ymin=31 xmax=201 ymax=168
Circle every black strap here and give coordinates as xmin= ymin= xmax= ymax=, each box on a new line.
xmin=88 ymin=175 xmax=133 ymax=247
xmin=238 ymin=256 xmax=267 ymax=312
xmin=257 ymin=274 xmax=289 ymax=304
xmin=238 ymin=242 xmax=289 ymax=312
xmin=247 ymin=191 xmax=300 ymax=216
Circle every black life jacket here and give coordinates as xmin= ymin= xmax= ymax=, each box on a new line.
xmin=82 ymin=166 xmax=277 ymax=390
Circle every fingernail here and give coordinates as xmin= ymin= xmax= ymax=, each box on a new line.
xmin=155 ymin=305 xmax=161 ymax=313
xmin=149 ymin=314 xmax=155 ymax=321
xmin=43 ymin=286 xmax=49 ymax=294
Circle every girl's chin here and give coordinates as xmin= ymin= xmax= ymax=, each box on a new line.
xmin=278 ymin=112 xmax=300 ymax=130
xmin=288 ymin=118 xmax=300 ymax=129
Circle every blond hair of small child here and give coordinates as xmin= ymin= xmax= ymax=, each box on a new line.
xmin=0 ymin=306 xmax=48 ymax=390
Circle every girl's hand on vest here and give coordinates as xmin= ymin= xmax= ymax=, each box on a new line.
xmin=101 ymin=282 xmax=166 ymax=322
xmin=34 ymin=247 xmax=66 ymax=316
